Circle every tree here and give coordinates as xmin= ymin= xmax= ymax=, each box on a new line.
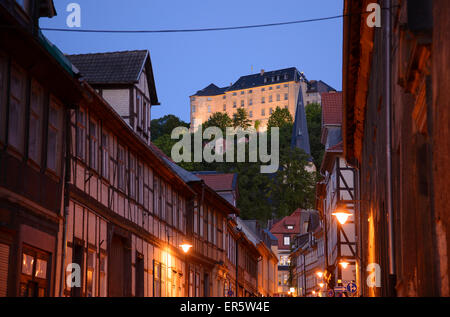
xmin=305 ymin=103 xmax=324 ymax=168
xmin=267 ymin=147 xmax=317 ymax=219
xmin=232 ymin=108 xmax=251 ymax=130
xmin=268 ymin=106 xmax=293 ymax=129
xmin=202 ymin=112 xmax=232 ymax=132
xmin=151 ymin=114 xmax=189 ymax=141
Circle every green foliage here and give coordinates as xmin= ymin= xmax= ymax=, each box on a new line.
xmin=151 ymin=114 xmax=189 ymax=141
xmin=232 ymin=108 xmax=251 ymax=130
xmin=305 ymin=102 xmax=324 ymax=168
xmin=268 ymin=106 xmax=293 ymax=129
xmin=202 ymin=112 xmax=233 ymax=132
xmin=151 ymin=111 xmax=318 ymax=224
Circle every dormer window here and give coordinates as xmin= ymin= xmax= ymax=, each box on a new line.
xmin=287 ymin=225 xmax=294 ymax=230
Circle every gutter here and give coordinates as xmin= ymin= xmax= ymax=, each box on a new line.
xmin=385 ymin=0 xmax=396 ymax=296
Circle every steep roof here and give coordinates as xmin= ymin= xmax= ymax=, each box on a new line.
xmin=291 ymin=86 xmax=312 ymax=157
xmin=194 ymin=83 xmax=229 ymax=96
xmin=321 ymin=91 xmax=343 ymax=125
xmin=306 ymin=80 xmax=336 ymax=94
xmin=67 ymin=50 xmax=148 ymax=84
xmin=193 ymin=172 xmax=237 ymax=192
xmin=228 ymin=67 xmax=302 ymax=91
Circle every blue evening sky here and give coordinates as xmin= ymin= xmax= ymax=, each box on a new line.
xmin=40 ymin=0 xmax=343 ymax=123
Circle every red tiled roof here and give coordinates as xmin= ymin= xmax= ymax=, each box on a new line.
xmin=321 ymin=91 xmax=343 ymax=125
xmin=270 ymin=209 xmax=305 ymax=250
xmin=194 ymin=173 xmax=235 ymax=192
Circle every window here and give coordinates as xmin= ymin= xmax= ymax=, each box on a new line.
xmin=47 ymin=99 xmax=63 ymax=174
xmin=240 ymin=100 xmax=244 ymax=107
xmin=20 ymin=246 xmax=50 ymax=297
xmin=284 ymin=74 xmax=288 ymax=80
xmin=269 ymin=95 xmax=273 ymax=103
xmin=283 ymin=236 xmax=290 ymax=246
xmin=287 ymin=225 xmax=294 ymax=230
xmin=264 ymin=78 xmax=267 ymax=84
xmin=101 ymin=132 xmax=109 ymax=179
xmin=118 ymin=145 xmax=126 ymax=191
xmin=136 ymin=94 xmax=142 ymax=128
xmin=249 ymin=111 xmax=253 ymax=118
xmin=8 ymin=64 xmax=26 ymax=153
xmin=88 ymin=120 xmax=98 ymax=171
xmin=192 ymin=105 xmax=196 ymax=113
xmin=76 ymin=109 xmax=86 ymax=159
xmin=233 ymin=101 xmax=236 ymax=108
xmin=223 ymin=104 xmax=226 ymax=111
xmin=138 ymin=163 xmax=144 ymax=205
xmin=277 ymin=85 xmax=280 ymax=89
xmin=261 ymin=109 xmax=265 ymax=116
xmin=261 ymin=97 xmax=265 ymax=104
xmin=248 ymin=90 xmax=252 ymax=94
xmin=249 ymin=99 xmax=253 ymax=106
xmin=129 ymin=155 xmax=136 ymax=199
xmin=240 ymin=91 xmax=244 ymax=95
xmin=207 ymin=106 xmax=211 ymax=113
xmin=284 ymin=84 xmax=289 ymax=88
xmin=269 ymin=108 xmax=273 ymax=115
xmin=99 ymin=254 xmax=107 ymax=297
xmin=232 ymin=92 xmax=237 ymax=96
xmin=223 ymin=95 xmax=226 ymax=100
xmin=86 ymin=250 xmax=96 ymax=297
xmin=207 ymin=97 xmax=212 ymax=101
xmin=190 ymin=96 xmax=195 ymax=101
xmin=271 ymin=77 xmax=275 ymax=82
xmin=276 ymin=94 xmax=280 ymax=101
xmin=284 ymin=93 xmax=288 ymax=100
xmin=142 ymin=101 xmax=148 ymax=133
xmin=0 ymin=53 xmax=7 ymax=144
xmin=261 ymin=88 xmax=265 ymax=92
xmin=28 ymin=80 xmax=44 ymax=165
xmin=269 ymin=87 xmax=273 ymax=90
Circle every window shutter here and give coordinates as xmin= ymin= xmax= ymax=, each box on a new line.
xmin=0 ymin=243 xmax=10 ymax=297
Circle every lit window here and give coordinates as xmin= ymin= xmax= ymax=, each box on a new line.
xmin=284 ymin=236 xmax=290 ymax=246
xmin=287 ymin=225 xmax=294 ymax=230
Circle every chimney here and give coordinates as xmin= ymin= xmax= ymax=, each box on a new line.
xmin=260 ymin=69 xmax=265 ymax=76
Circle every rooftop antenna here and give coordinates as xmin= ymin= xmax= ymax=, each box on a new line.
xmin=251 ymin=65 xmax=253 ymax=74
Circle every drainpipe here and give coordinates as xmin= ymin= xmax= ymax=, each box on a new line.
xmin=59 ymin=107 xmax=72 ymax=296
xmin=385 ymin=0 xmax=396 ymax=297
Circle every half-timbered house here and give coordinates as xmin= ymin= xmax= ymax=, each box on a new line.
xmin=0 ymin=0 xmax=84 ymax=297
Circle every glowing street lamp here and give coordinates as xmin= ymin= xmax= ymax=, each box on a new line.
xmin=316 ymin=271 xmax=324 ymax=278
xmin=332 ymin=208 xmax=353 ymax=225
xmin=339 ymin=260 xmax=350 ymax=269
xmin=318 ymin=283 xmax=324 ymax=288
xmin=180 ymin=242 xmax=193 ymax=253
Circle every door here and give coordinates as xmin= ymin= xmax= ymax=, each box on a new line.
xmin=109 ymin=234 xmax=131 ymax=296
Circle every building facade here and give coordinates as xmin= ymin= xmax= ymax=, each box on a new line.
xmin=0 ymin=0 xmax=84 ymax=297
xmin=189 ymin=68 xmax=334 ymax=131
xmin=342 ymin=0 xmax=450 ymax=296
xmin=317 ymin=91 xmax=358 ymax=296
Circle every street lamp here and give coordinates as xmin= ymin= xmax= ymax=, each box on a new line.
xmin=316 ymin=271 xmax=323 ymax=278
xmin=332 ymin=208 xmax=353 ymax=225
xmin=339 ymin=260 xmax=350 ymax=269
xmin=318 ymin=283 xmax=324 ymax=288
xmin=180 ymin=242 xmax=193 ymax=254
